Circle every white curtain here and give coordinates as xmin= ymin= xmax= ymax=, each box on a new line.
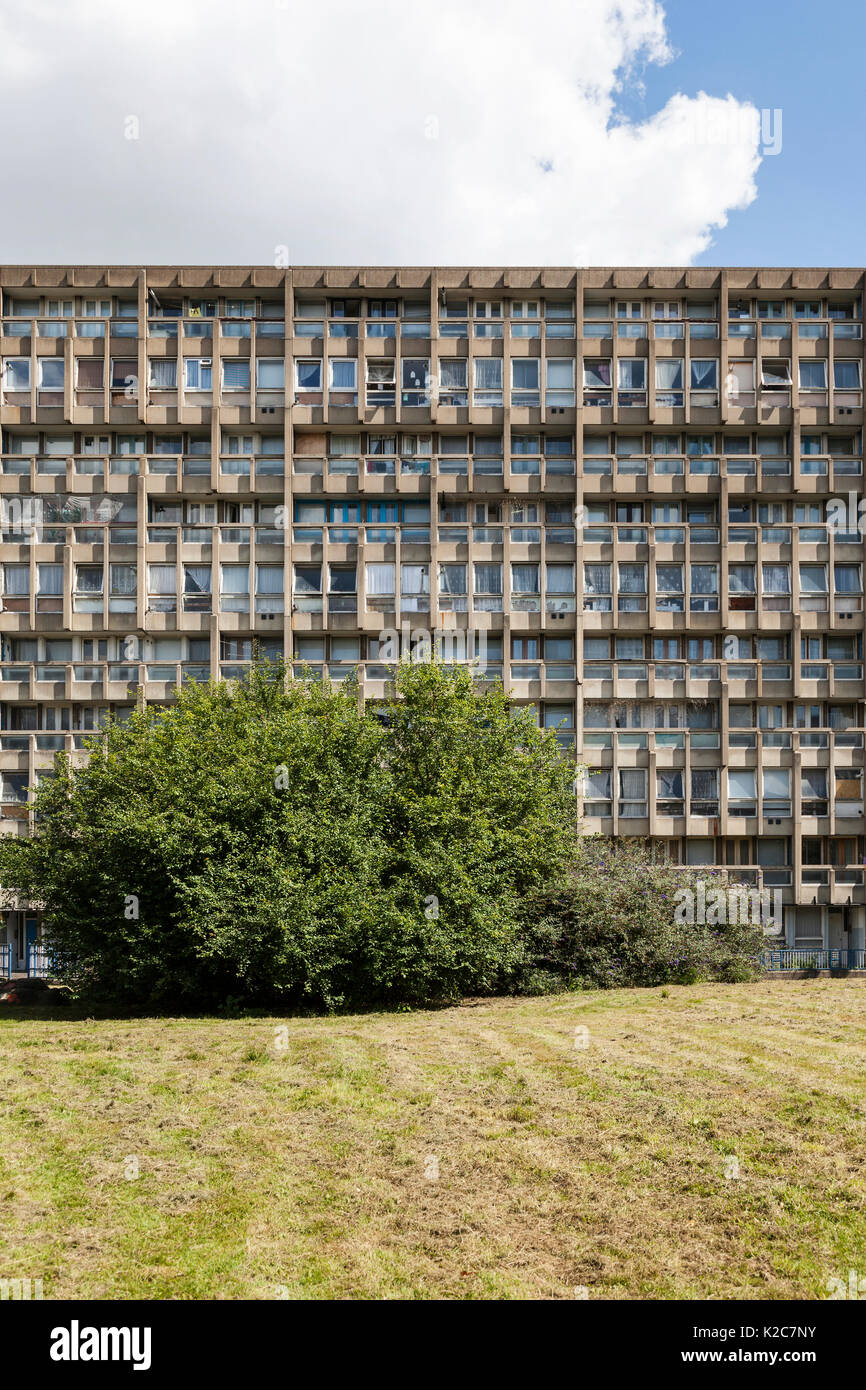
xmin=474 ymin=359 xmax=502 ymax=388
xmin=256 ymin=566 xmax=284 ymax=595
xmin=3 ymin=565 xmax=29 ymax=595
xmin=511 ymin=565 xmax=539 ymax=594
xmin=220 ymin=566 xmax=249 ymax=595
xmin=473 ymin=564 xmax=501 ymax=595
xmin=110 ymin=564 xmax=136 ymax=595
xmin=149 ymin=359 xmax=177 ymax=388
xmin=366 ymin=563 xmax=395 ymax=595
xmin=184 ymin=566 xmax=211 ymax=594
xmin=439 ymin=565 xmax=466 ymax=595
xmin=148 ymin=565 xmax=176 ymax=595
xmin=401 ymin=565 xmax=429 ymax=596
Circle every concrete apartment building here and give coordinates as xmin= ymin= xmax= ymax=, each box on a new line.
xmin=0 ymin=263 xmax=864 ymax=972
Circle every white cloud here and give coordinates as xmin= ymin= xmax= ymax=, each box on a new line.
xmin=0 ymin=0 xmax=762 ymax=265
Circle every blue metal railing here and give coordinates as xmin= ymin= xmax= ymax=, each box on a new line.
xmin=762 ymin=948 xmax=866 ymax=971
xmin=26 ymin=944 xmax=60 ymax=979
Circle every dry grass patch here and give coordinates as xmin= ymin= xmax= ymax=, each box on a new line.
xmin=0 ymin=981 xmax=864 ymax=1299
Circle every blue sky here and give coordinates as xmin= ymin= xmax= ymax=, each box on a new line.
xmin=623 ymin=0 xmax=864 ymax=265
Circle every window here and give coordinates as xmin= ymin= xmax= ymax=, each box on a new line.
xmin=183 ymin=565 xmax=212 ymax=611
xmin=366 ymin=360 xmax=396 ymax=405
xmin=184 ymin=358 xmax=212 ymax=391
xmin=222 ymin=360 xmax=250 ymax=391
xmin=327 ymin=567 xmax=356 ymax=595
xmin=834 ymin=361 xmax=861 ymax=391
xmin=293 ymin=565 xmax=321 ymax=595
xmin=148 ymin=565 xmax=177 ymax=608
xmin=329 ymin=299 xmax=360 ymax=320
xmin=400 ymin=564 xmax=429 ymax=611
xmin=617 ymin=563 xmax=646 ymax=612
xmin=73 ymin=564 xmax=102 ymax=613
xmin=473 ymin=301 xmax=503 ymax=338
xmin=439 ymin=563 xmax=466 ymax=599
xmin=256 ymin=359 xmax=285 ymax=390
xmin=438 ymin=359 xmax=468 ymax=405
xmin=690 ymin=359 xmax=718 ymax=395
xmin=111 ymin=359 xmax=138 ymax=398
xmin=655 ymin=359 xmax=683 ymax=405
xmin=726 ymin=361 xmax=755 ymax=403
xmin=583 ymin=563 xmax=611 ymax=612
xmin=800 ymin=564 xmax=828 ymax=612
xmin=798 ymin=361 xmax=827 ymax=392
xmin=657 ymin=770 xmax=684 ymax=814
xmin=148 ymin=359 xmax=177 ymax=390
xmin=834 ymin=564 xmax=862 ymax=609
xmin=583 ymin=359 xmax=611 ymax=403
xmin=368 ymin=299 xmax=398 ymax=321
xmin=474 ymin=563 xmax=502 ymax=611
xmin=401 ymin=359 xmax=429 ymax=406
xmin=511 ymin=359 xmax=539 ymax=406
xmin=835 ymin=770 xmax=863 ymax=816
xmin=763 ymin=768 xmax=791 ymax=815
xmin=2 ymin=564 xmax=30 ymax=603
xmin=329 ymin=359 xmax=357 ymax=403
xmin=37 ymin=358 xmax=64 ymax=398
xmin=537 ymin=358 xmax=573 ymax=410
xmin=617 ymin=359 xmax=646 ymax=404
xmin=690 ymin=564 xmax=719 ymax=612
xmin=546 ymin=564 xmax=574 ymax=594
xmin=656 ymin=564 xmax=684 ymax=613
xmin=109 ymin=564 xmax=136 ymax=595
xmin=544 ymin=705 xmax=573 ymax=734
xmin=729 ymin=563 xmax=756 ymax=611
xmin=366 ymin=563 xmax=395 ymax=597
xmin=760 ymin=361 xmax=792 ymax=389
xmin=295 ymin=360 xmax=321 ymax=395
xmin=691 ymin=770 xmax=719 ymax=815
xmin=2 ymin=359 xmax=31 ymax=394
xmin=583 ymin=770 xmax=612 ymax=815
xmin=762 ymin=563 xmax=790 ymax=611
xmin=618 ymin=769 xmax=647 ymax=818
xmin=511 ymin=563 xmax=539 ymax=594
xmin=728 ymin=770 xmax=756 ymax=816
xmin=256 ymin=565 xmax=284 ymax=612
xmin=220 ymin=565 xmax=249 ymax=612
xmin=473 ymin=358 xmax=502 ymax=406
xmin=801 ymin=769 xmax=828 ymax=814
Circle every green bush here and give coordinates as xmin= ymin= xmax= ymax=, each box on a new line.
xmin=522 ymin=836 xmax=765 ymax=989
xmin=0 ymin=661 xmax=576 ymax=1009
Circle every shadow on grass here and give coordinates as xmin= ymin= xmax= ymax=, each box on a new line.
xmin=0 ymin=993 xmax=529 ymax=1025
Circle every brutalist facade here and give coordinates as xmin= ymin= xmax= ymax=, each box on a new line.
xmin=0 ymin=264 xmax=864 ymax=969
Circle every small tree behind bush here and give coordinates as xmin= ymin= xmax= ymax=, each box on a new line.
xmin=523 ymin=836 xmax=765 ymax=990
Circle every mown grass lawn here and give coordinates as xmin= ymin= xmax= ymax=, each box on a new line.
xmin=0 ymin=980 xmax=864 ymax=1300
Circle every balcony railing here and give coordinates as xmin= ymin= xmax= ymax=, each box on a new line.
xmin=763 ymin=948 xmax=866 ymax=971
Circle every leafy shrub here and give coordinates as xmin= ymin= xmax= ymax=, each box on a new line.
xmin=0 ymin=661 xmax=575 ymax=1009
xmin=522 ymin=836 xmax=765 ymax=989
